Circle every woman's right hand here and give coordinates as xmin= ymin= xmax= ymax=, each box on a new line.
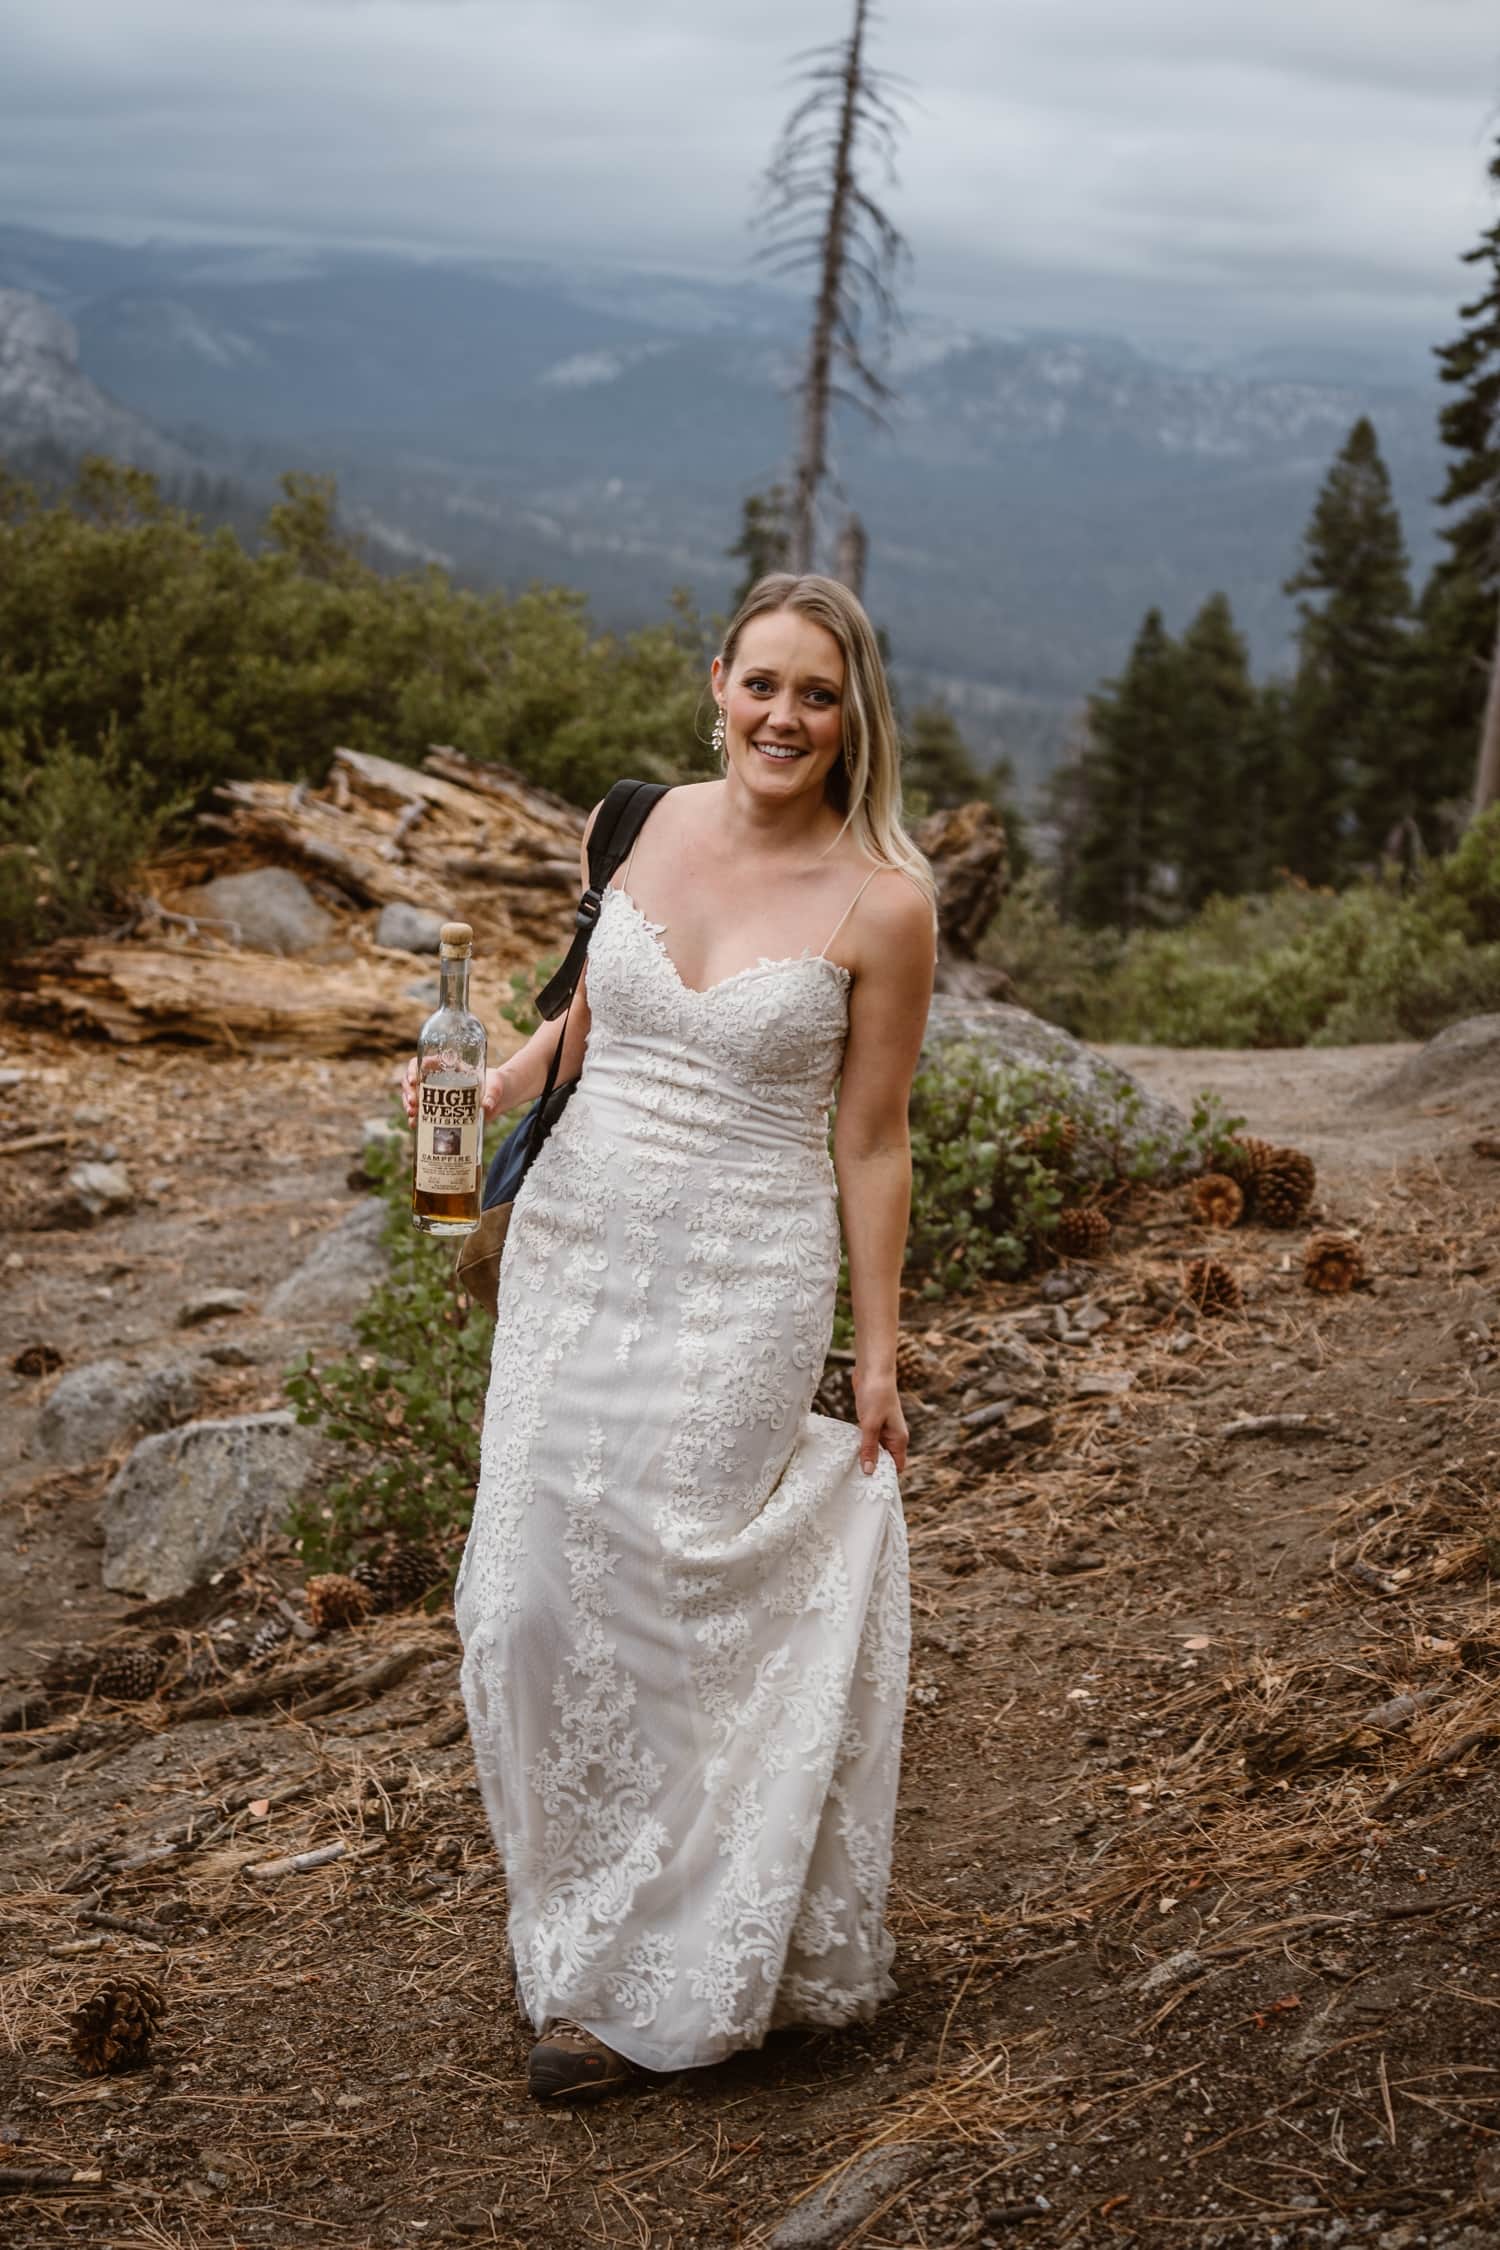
xmin=400 ymin=1057 xmax=509 ymax=1125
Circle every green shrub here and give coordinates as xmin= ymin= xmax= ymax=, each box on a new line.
xmin=997 ymin=810 xmax=1500 ymax=1050
xmin=0 ymin=727 xmax=181 ymax=954
xmin=284 ymin=1129 xmax=495 ymax=1571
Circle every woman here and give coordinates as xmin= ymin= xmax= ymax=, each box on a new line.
xmin=408 ymin=573 xmax=936 ymax=2101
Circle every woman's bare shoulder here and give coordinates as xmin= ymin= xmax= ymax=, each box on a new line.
xmin=857 ymin=864 xmax=937 ymax=950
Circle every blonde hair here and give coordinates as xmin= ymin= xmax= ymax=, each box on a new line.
xmin=717 ymin=573 xmax=936 ymax=912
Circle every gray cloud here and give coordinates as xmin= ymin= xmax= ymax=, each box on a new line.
xmin=2 ymin=0 xmax=1497 ymax=360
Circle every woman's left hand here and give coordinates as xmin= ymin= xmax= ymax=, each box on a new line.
xmin=852 ymin=1369 xmax=908 ymax=1477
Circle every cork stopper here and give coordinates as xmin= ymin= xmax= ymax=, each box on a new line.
xmin=439 ymin=921 xmax=473 ymax=958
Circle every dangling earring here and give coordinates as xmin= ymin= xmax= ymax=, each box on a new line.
xmin=712 ymin=707 xmax=727 ymax=758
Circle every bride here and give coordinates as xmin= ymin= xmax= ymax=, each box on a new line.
xmin=410 ymin=573 xmax=936 ymax=2100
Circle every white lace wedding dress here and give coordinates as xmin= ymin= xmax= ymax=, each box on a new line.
xmin=453 ymin=874 xmax=910 ymax=2075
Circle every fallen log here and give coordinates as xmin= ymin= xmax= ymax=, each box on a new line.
xmin=5 ymin=945 xmax=414 ymax=1055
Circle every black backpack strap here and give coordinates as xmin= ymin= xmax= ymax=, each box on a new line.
xmin=534 ymin=779 xmax=670 ymax=1021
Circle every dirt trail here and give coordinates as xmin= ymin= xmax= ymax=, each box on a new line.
xmin=2 ymin=1029 xmax=1499 ymax=2249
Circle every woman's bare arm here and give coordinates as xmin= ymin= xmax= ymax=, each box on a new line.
xmin=832 ymin=873 xmax=936 ymax=1474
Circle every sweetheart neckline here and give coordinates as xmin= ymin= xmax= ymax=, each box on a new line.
xmin=605 ymin=883 xmax=853 ymax=998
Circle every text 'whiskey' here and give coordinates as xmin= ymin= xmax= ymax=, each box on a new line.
xmin=411 ymin=921 xmax=486 ymax=1237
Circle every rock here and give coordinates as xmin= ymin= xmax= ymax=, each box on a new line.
xmin=61 ymin=1160 xmax=134 ymax=1221
xmin=183 ymin=867 xmax=335 ymax=956
xmin=39 ymin=1358 xmax=200 ymax=1465
xmin=914 ymin=800 xmax=1012 ymax=1000
xmin=97 ymin=1412 xmax=321 ymax=1601
xmin=1072 ymin=1368 xmax=1133 ymax=1398
xmin=374 ymin=902 xmax=446 ymax=954
xmin=362 ymin=1116 xmax=405 ymax=1155
xmin=1368 ymin=1015 xmax=1500 ymax=1111
xmin=768 ymin=2145 xmax=926 ymax=2249
xmin=1040 ymin=1269 xmax=1090 ymax=1303
xmin=204 ymin=1341 xmax=262 ymax=1368
xmin=406 ymin=976 xmax=442 ymax=1010
xmin=924 ymin=996 xmax=1202 ymax=1177
xmin=1134 ymin=1946 xmax=1205 ymax=1995
xmin=1007 ymin=1405 xmax=1055 ymax=1446
xmin=175 ymin=1288 xmax=251 ymax=1328
xmin=265 ymin=1199 xmax=390 ymax=1324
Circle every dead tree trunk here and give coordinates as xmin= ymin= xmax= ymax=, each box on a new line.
xmin=757 ymin=0 xmax=907 ymax=578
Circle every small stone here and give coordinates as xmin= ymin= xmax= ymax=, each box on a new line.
xmin=204 ymin=1342 xmax=261 ymax=1368
xmin=175 ymin=1288 xmax=251 ymax=1328
xmin=375 ymin=903 xmax=446 ymax=954
xmin=1071 ymin=1368 xmax=1133 ymax=1398
xmin=1070 ymin=1303 xmax=1113 ymax=1335
xmin=1006 ymin=1405 xmax=1055 ymax=1446
xmin=405 ymin=977 xmax=442 ymax=1010
xmin=361 ymin=1117 xmax=405 ymax=1155
xmin=1040 ymin=1269 xmax=1088 ymax=1304
xmin=1134 ymin=1946 xmax=1204 ymax=1995
xmin=769 ymin=2145 xmax=926 ymax=2248
xmin=62 ymin=1161 xmax=134 ymax=1221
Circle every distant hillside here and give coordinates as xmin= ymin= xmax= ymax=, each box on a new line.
xmin=0 ymin=225 xmax=1448 ymax=785
xmin=0 ymin=286 xmax=194 ymax=477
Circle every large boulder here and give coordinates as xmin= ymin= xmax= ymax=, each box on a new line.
xmin=39 ymin=1357 xmax=200 ymax=1466
xmin=374 ymin=902 xmax=446 ymax=954
xmin=265 ymin=1198 xmax=390 ymax=1324
xmin=1367 ymin=1014 xmax=1500 ymax=1110
xmin=97 ymin=1412 xmax=321 ymax=1601
xmin=183 ymin=867 xmax=335 ymax=956
xmin=922 ymin=994 xmax=1207 ymax=1179
xmin=913 ymin=800 xmax=1012 ymax=1001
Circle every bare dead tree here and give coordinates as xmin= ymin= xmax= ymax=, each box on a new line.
xmin=756 ymin=0 xmax=909 ymax=577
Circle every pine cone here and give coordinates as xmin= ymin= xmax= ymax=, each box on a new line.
xmin=1055 ymin=1206 xmax=1111 ymax=1261
xmin=305 ymin=1573 xmax=373 ymax=1633
xmin=91 ymin=1648 xmax=165 ymax=1702
xmin=1184 ymin=1257 xmax=1242 ymax=1316
xmin=1222 ymin=1135 xmax=1276 ymax=1187
xmin=1018 ymin=1112 xmax=1079 ymax=1167
xmin=1189 ymin=1173 xmax=1245 ymax=1229
xmin=1255 ymin=1147 xmax=1316 ymax=1229
xmin=69 ymin=1974 xmax=165 ymax=2076
xmin=353 ymin=1543 xmax=443 ymax=1612
xmin=895 ymin=1333 xmax=931 ymax=1396
xmin=244 ymin=1616 xmax=290 ymax=1668
xmin=1303 ymin=1233 xmax=1366 ymax=1294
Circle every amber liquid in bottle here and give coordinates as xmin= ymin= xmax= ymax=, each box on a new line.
xmin=411 ymin=922 xmax=486 ymax=1237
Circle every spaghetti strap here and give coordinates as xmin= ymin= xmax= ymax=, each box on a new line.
xmin=817 ymin=864 xmax=886 ymax=960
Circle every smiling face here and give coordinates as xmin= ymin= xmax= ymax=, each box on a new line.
xmin=712 ymin=608 xmax=846 ymax=806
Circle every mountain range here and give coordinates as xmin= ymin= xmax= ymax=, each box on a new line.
xmin=0 ymin=223 xmax=1450 ymax=784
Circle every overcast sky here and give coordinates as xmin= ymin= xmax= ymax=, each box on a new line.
xmin=4 ymin=0 xmax=1498 ymax=365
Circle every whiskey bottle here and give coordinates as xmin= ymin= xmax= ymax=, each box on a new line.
xmin=411 ymin=921 xmax=486 ymax=1236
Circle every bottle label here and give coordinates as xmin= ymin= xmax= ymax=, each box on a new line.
xmin=415 ymin=1079 xmax=481 ymax=1195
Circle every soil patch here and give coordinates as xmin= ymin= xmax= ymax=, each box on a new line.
xmin=2 ymin=1028 xmax=1499 ymax=2247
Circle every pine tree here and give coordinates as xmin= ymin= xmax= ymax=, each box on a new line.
xmin=727 ymin=486 xmax=791 ymax=610
xmin=1070 ymin=609 xmax=1181 ymax=929
xmin=1170 ymin=592 xmax=1255 ymax=908
xmin=1283 ymin=417 xmax=1413 ymax=879
xmin=902 ymin=701 xmax=989 ymax=809
xmin=1427 ymin=135 xmax=1500 ymax=820
xmin=1238 ymin=679 xmax=1293 ymax=894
